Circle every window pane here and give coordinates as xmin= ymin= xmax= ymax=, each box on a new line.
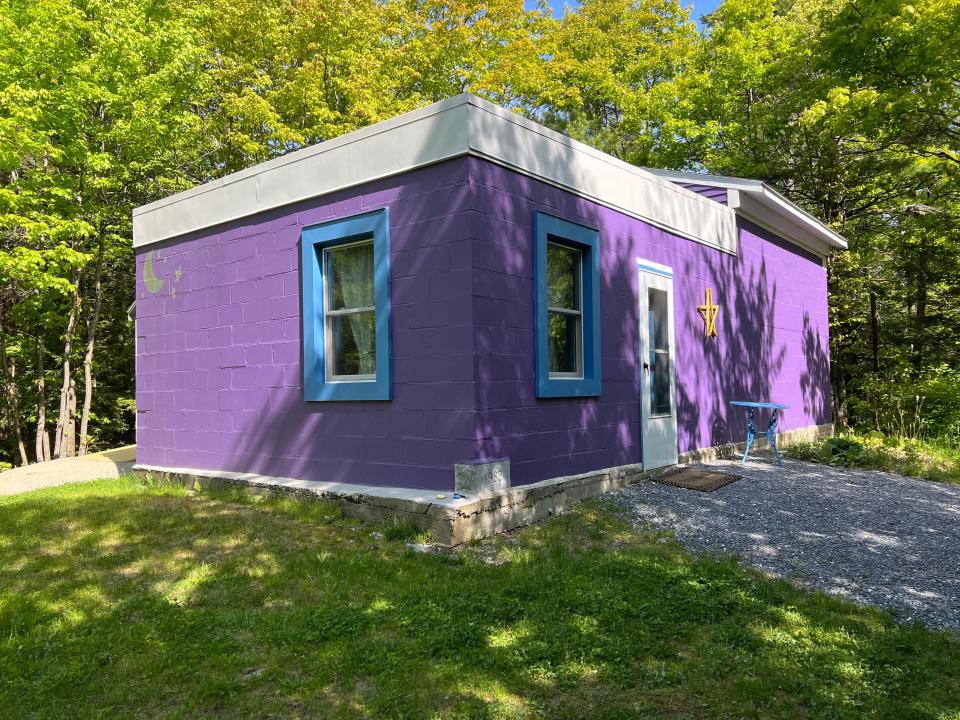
xmin=547 ymin=242 xmax=580 ymax=310
xmin=328 ymin=241 xmax=374 ymax=310
xmin=548 ymin=311 xmax=581 ymax=374
xmin=330 ymin=310 xmax=376 ymax=377
xmin=648 ymin=289 xmax=671 ymax=414
xmin=649 ymin=350 xmax=671 ymax=415
xmin=648 ymin=289 xmax=668 ymax=351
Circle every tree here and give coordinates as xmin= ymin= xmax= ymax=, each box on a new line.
xmin=533 ymin=0 xmax=703 ymax=168
xmin=0 ymin=0 xmax=209 ymax=462
xmin=688 ymin=0 xmax=960 ymax=430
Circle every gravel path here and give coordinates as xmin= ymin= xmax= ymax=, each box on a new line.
xmin=614 ymin=456 xmax=960 ymax=632
xmin=0 ymin=446 xmax=135 ymax=497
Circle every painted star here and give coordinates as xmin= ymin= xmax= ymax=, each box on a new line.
xmin=698 ymin=288 xmax=720 ymax=338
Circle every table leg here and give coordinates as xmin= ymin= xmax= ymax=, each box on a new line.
xmin=767 ymin=412 xmax=783 ymax=466
xmin=741 ymin=408 xmax=756 ymax=465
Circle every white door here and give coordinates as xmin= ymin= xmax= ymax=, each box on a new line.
xmin=638 ymin=261 xmax=679 ymax=469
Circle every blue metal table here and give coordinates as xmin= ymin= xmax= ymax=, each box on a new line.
xmin=729 ymin=401 xmax=790 ymax=466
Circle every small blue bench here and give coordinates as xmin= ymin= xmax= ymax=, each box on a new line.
xmin=729 ymin=401 xmax=790 ymax=466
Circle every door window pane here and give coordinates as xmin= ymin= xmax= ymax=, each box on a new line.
xmin=648 ymin=288 xmax=671 ymax=415
xmin=546 ymin=242 xmax=583 ymax=377
xmin=325 ymin=240 xmax=376 ymax=379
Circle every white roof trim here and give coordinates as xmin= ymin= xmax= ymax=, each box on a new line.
xmin=133 ymin=94 xmax=737 ymax=253
xmin=645 ymin=168 xmax=847 ymax=254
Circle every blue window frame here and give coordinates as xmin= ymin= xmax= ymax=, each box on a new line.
xmin=301 ymin=208 xmax=391 ymax=401
xmin=534 ymin=211 xmax=601 ymax=398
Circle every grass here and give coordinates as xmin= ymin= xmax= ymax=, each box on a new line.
xmin=787 ymin=432 xmax=960 ymax=485
xmin=1 ymin=478 xmax=958 ymax=719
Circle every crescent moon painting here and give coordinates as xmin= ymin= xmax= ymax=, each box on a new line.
xmin=143 ymin=250 xmax=165 ymax=294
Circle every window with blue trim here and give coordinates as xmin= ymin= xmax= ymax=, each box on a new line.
xmin=301 ymin=209 xmax=391 ymax=401
xmin=534 ymin=212 xmax=601 ymax=398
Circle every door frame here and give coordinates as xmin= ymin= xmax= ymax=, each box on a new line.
xmin=637 ymin=259 xmax=679 ymax=469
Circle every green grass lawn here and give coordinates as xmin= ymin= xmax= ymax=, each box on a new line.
xmin=1 ymin=478 xmax=958 ymax=719
xmin=787 ymin=433 xmax=960 ymax=485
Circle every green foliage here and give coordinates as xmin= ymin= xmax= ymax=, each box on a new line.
xmin=674 ymin=0 xmax=960 ymax=439
xmin=1 ymin=479 xmax=959 ymax=717
xmin=848 ymin=365 xmax=960 ymax=442
xmin=536 ymin=0 xmax=703 ymax=167
xmin=1 ymin=0 xmax=958 ymax=465
xmin=377 ymin=516 xmax=423 ymax=542
xmin=788 ymin=432 xmax=960 ymax=485
xmin=0 ymin=0 xmax=211 ymax=462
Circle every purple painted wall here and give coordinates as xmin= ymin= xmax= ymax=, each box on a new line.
xmin=677 ymin=182 xmax=728 ymax=205
xmin=136 ymin=158 xmax=479 ymax=490
xmin=467 ymin=157 xmax=830 ymax=485
xmin=136 ymin=155 xmax=831 ymax=490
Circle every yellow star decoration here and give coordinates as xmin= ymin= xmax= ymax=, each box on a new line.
xmin=698 ymin=288 xmax=720 ymax=338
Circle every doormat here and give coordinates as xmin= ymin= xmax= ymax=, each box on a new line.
xmin=654 ymin=468 xmax=741 ymax=492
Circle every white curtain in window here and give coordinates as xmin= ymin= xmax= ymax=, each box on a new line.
xmin=338 ymin=244 xmax=376 ymax=375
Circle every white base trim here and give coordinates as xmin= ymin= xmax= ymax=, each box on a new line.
xmin=134 ymin=461 xmax=649 ymax=545
xmin=133 ymin=463 xmax=475 ymax=509
xmin=678 ymin=423 xmax=834 ymax=464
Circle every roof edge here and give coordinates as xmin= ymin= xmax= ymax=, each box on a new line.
xmin=645 ymin=168 xmax=847 ymax=253
xmin=132 ymin=95 xmax=737 ymax=253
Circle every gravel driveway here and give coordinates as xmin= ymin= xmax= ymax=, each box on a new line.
xmin=615 ymin=457 xmax=960 ymax=631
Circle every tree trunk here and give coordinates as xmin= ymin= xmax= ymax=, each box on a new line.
xmin=830 ymin=342 xmax=846 ymax=427
xmin=54 ymin=270 xmax=81 ymax=459
xmin=1 ymin=336 xmax=29 ymax=466
xmin=870 ymin=290 xmax=880 ymax=372
xmin=35 ymin=340 xmax=50 ymax=462
xmin=63 ymin=377 xmax=77 ymax=458
xmin=78 ymin=247 xmax=103 ymax=456
xmin=912 ymin=279 xmax=927 ymax=378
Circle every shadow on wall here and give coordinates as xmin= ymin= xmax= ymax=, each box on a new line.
xmin=467 ymin=170 xmax=650 ymax=479
xmin=214 ymin=116 xmax=779 ymax=486
xmin=675 ymin=224 xmax=832 ymax=450
xmin=675 ymin=250 xmax=787 ymax=451
xmin=800 ymin=311 xmax=831 ymax=425
xmin=143 ymin=116 xmax=834 ymax=488
xmin=461 ymin=153 xmax=834 ymax=479
xmin=153 ymin=158 xmax=482 ymax=490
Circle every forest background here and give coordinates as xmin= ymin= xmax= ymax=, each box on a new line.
xmin=1 ymin=0 xmax=957 ymax=467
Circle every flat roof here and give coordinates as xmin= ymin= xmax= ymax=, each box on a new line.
xmin=133 ymin=94 xmax=845 ymax=258
xmin=645 ymin=168 xmax=847 ymax=255
xmin=133 ymin=94 xmax=738 ymax=253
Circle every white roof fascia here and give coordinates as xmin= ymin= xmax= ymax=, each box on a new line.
xmin=133 ymin=94 xmax=737 ymax=253
xmin=133 ymin=96 xmax=472 ymax=248
xmin=463 ymin=97 xmax=737 ymax=253
xmin=728 ymin=192 xmax=833 ymax=259
xmin=645 ymin=168 xmax=847 ymax=254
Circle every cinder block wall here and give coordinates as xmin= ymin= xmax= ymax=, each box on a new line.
xmin=466 ymin=157 xmax=831 ymax=486
xmin=136 ymin=155 xmax=832 ymax=490
xmin=135 ymin=158 xmax=480 ymax=490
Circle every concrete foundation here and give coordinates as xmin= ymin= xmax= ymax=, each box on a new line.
xmin=134 ymin=423 xmax=832 ymax=545
xmin=133 ymin=461 xmax=651 ymax=545
xmin=678 ymin=423 xmax=834 ymax=464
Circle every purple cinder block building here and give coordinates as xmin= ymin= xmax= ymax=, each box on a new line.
xmin=132 ymin=95 xmax=845 ymax=496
